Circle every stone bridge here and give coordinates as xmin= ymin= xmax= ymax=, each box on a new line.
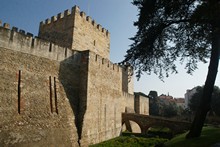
xmin=122 ymin=113 xmax=191 ymax=135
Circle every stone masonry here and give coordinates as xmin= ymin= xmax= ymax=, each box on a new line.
xmin=0 ymin=6 xmax=149 ymax=147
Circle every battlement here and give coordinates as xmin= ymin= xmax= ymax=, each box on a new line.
xmin=0 ymin=21 xmax=83 ymax=62
xmin=39 ymin=6 xmax=109 ymax=37
xmin=88 ymin=51 xmax=124 ymax=72
xmin=122 ymin=92 xmax=134 ymax=99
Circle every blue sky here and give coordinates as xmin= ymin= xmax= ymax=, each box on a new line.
xmin=0 ymin=0 xmax=219 ymax=97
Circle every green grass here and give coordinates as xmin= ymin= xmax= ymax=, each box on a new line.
xmin=90 ymin=136 xmax=168 ymax=147
xmin=90 ymin=126 xmax=220 ymax=147
xmin=165 ymin=126 xmax=220 ymax=147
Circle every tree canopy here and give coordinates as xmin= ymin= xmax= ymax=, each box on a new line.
xmin=125 ymin=0 xmax=220 ymax=138
xmin=124 ymin=0 xmax=219 ymax=79
xmin=189 ymin=85 xmax=220 ymax=116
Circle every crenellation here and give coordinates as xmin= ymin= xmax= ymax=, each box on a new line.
xmin=106 ymin=30 xmax=109 ymax=37
xmin=92 ymin=20 xmax=97 ymax=26
xmin=45 ymin=19 xmax=51 ymax=24
xmin=19 ymin=29 xmax=25 ymax=34
xmin=64 ymin=9 xmax=71 ymax=16
xmin=89 ymin=51 xmax=122 ymax=72
xmin=40 ymin=21 xmax=44 ymax=26
xmin=122 ymin=91 xmax=134 ymax=99
xmin=3 ymin=23 xmax=10 ymax=29
xmin=57 ymin=13 xmax=64 ymax=19
xmin=0 ymin=21 xmax=90 ymax=63
xmin=80 ymin=11 xmax=86 ymax=18
xmin=102 ymin=28 xmax=106 ymax=33
xmin=12 ymin=27 xmax=18 ymax=32
xmin=71 ymin=6 xmax=109 ymax=38
xmin=72 ymin=5 xmax=80 ymax=13
xmin=109 ymin=62 xmax=113 ymax=69
xmin=26 ymin=32 xmax=33 ymax=37
xmin=0 ymin=5 xmax=144 ymax=147
xmin=0 ymin=25 xmax=85 ymax=62
xmin=39 ymin=5 xmax=110 ymax=57
xmin=86 ymin=16 xmax=92 ymax=22
xmin=51 ymin=16 xmax=57 ymax=22
xmin=97 ymin=24 xmax=102 ymax=30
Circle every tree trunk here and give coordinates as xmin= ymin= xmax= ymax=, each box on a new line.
xmin=186 ymin=28 xmax=220 ymax=139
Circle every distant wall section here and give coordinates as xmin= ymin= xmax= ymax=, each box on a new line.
xmin=77 ymin=51 xmax=136 ymax=145
xmin=134 ymin=93 xmax=149 ymax=115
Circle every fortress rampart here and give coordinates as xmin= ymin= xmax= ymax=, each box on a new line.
xmin=39 ymin=6 xmax=109 ymax=37
xmin=39 ymin=6 xmax=110 ymax=59
xmin=0 ymin=23 xmax=77 ymax=62
xmin=0 ymin=22 xmax=124 ymax=76
xmin=0 ymin=5 xmax=149 ymax=146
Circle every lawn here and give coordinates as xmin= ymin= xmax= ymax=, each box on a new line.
xmin=90 ymin=136 xmax=168 ymax=147
xmin=90 ymin=126 xmax=220 ymax=147
xmin=165 ymin=126 xmax=220 ymax=147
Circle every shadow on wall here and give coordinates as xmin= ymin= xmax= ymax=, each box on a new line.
xmin=58 ymin=52 xmax=88 ymax=145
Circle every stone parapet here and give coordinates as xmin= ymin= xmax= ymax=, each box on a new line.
xmin=39 ymin=6 xmax=109 ymax=38
xmin=0 ymin=22 xmax=79 ymax=62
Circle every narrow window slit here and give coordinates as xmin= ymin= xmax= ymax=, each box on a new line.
xmin=31 ymin=38 xmax=35 ymax=48
xmin=49 ymin=43 xmax=52 ymax=52
xmin=94 ymin=40 xmax=96 ymax=46
xmin=95 ymin=55 xmax=98 ymax=61
xmin=65 ymin=48 xmax=67 ymax=57
xmin=49 ymin=76 xmax=53 ymax=113
xmin=54 ymin=77 xmax=58 ymax=114
xmin=18 ymin=70 xmax=21 ymax=114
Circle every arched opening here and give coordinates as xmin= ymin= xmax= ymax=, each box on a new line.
xmin=129 ymin=120 xmax=141 ymax=133
xmin=121 ymin=120 xmax=141 ymax=135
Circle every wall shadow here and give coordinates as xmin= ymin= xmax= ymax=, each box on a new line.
xmin=58 ymin=52 xmax=88 ymax=145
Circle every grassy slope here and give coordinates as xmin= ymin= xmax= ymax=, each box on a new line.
xmin=90 ymin=126 xmax=220 ymax=147
xmin=90 ymin=136 xmax=168 ymax=147
xmin=165 ymin=126 xmax=220 ymax=147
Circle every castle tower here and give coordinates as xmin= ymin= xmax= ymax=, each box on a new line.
xmin=39 ymin=6 xmax=110 ymax=59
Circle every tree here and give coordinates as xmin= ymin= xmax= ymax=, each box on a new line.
xmin=123 ymin=0 xmax=220 ymax=138
xmin=148 ymin=91 xmax=160 ymax=115
xmin=188 ymin=86 xmax=203 ymax=112
xmin=148 ymin=90 xmax=158 ymax=99
xmin=163 ymin=103 xmax=178 ymax=118
xmin=211 ymin=86 xmax=220 ymax=116
xmin=189 ymin=86 xmax=220 ymax=116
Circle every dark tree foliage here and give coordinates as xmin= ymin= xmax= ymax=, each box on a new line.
xmin=149 ymin=97 xmax=160 ymax=116
xmin=189 ymin=86 xmax=203 ymax=112
xmin=163 ymin=103 xmax=178 ymax=118
xmin=124 ymin=0 xmax=220 ymax=138
xmin=149 ymin=95 xmax=180 ymax=117
xmin=148 ymin=91 xmax=160 ymax=116
xmin=148 ymin=90 xmax=158 ymax=99
xmin=189 ymin=86 xmax=220 ymax=116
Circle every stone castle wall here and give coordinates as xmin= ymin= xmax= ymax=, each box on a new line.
xmin=0 ymin=22 xmax=137 ymax=146
xmin=0 ymin=25 xmax=82 ymax=146
xmin=39 ymin=6 xmax=110 ymax=59
xmin=76 ymin=50 xmax=136 ymax=145
xmin=134 ymin=93 xmax=149 ymax=115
